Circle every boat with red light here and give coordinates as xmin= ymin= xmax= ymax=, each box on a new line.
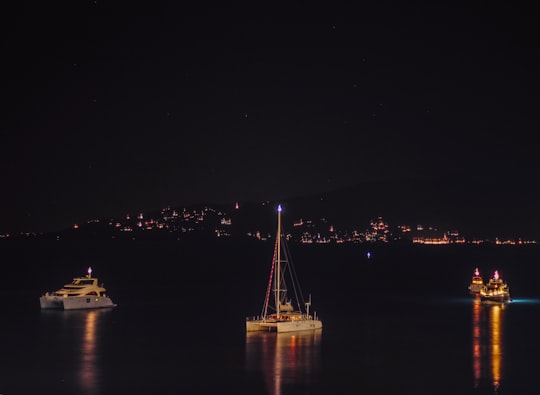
xmin=468 ymin=267 xmax=484 ymax=295
xmin=480 ymin=270 xmax=511 ymax=303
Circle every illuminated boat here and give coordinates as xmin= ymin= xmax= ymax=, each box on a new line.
xmin=246 ymin=205 xmax=323 ymax=333
xmin=480 ymin=270 xmax=511 ymax=303
xmin=468 ymin=268 xmax=484 ymax=295
xmin=40 ymin=267 xmax=117 ymax=310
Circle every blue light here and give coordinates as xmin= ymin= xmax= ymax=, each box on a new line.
xmin=277 ymin=204 xmax=282 ymax=212
xmin=508 ymin=298 xmax=540 ymax=304
xmin=366 ymin=252 xmax=371 ymax=259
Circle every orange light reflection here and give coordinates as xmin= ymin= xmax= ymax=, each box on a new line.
xmin=246 ymin=330 xmax=321 ymax=395
xmin=472 ymin=297 xmax=481 ymax=388
xmin=471 ymin=298 xmax=505 ymax=393
xmin=490 ymin=304 xmax=502 ymax=391
xmin=80 ymin=310 xmax=99 ymax=393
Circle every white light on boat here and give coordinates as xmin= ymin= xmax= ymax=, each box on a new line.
xmin=494 ymin=270 xmax=499 ymax=280
xmin=474 ymin=268 xmax=480 ymax=276
xmin=277 ymin=204 xmax=282 ymax=212
xmin=88 ymin=267 xmax=92 ymax=276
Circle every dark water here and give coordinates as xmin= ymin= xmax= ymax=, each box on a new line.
xmin=1 ymin=239 xmax=540 ymax=394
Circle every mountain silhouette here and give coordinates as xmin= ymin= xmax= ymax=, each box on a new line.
xmin=21 ymin=175 xmax=539 ymax=241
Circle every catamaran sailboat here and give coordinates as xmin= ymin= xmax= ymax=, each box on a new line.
xmin=246 ymin=204 xmax=322 ymax=333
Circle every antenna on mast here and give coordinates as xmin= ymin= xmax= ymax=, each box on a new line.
xmin=276 ymin=204 xmax=282 ymax=318
xmin=305 ymin=294 xmax=311 ymax=317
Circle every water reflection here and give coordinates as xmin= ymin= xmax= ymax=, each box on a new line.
xmin=80 ymin=310 xmax=99 ymax=393
xmin=245 ymin=329 xmax=322 ymax=395
xmin=40 ymin=309 xmax=109 ymax=394
xmin=472 ymin=297 xmax=506 ymax=393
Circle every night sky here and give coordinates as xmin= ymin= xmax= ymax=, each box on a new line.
xmin=2 ymin=2 xmax=539 ymax=234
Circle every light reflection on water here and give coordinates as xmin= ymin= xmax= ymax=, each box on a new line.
xmin=471 ymin=297 xmax=506 ymax=393
xmin=245 ymin=329 xmax=322 ymax=395
xmin=40 ymin=308 xmax=111 ymax=394
xmin=80 ymin=310 xmax=99 ymax=393
xmin=505 ymin=298 xmax=540 ymax=304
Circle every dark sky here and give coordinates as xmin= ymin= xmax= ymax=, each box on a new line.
xmin=2 ymin=1 xmax=539 ymax=234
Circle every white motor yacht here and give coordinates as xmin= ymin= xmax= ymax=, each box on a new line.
xmin=40 ymin=267 xmax=116 ymax=310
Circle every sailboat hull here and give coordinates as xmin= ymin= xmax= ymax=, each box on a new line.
xmin=246 ymin=319 xmax=322 ymax=333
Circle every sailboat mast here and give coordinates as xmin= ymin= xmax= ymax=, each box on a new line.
xmin=276 ymin=204 xmax=282 ymax=317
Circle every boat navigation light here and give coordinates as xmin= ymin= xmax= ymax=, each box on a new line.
xmin=474 ymin=268 xmax=480 ymax=276
xmin=88 ymin=267 xmax=92 ymax=277
xmin=494 ymin=270 xmax=499 ymax=280
xmin=277 ymin=204 xmax=282 ymax=212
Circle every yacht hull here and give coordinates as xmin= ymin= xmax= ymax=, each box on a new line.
xmin=469 ymin=284 xmax=483 ymax=295
xmin=480 ymin=295 xmax=511 ymax=304
xmin=40 ymin=295 xmax=116 ymax=310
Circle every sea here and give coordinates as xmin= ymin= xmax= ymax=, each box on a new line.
xmin=1 ymin=237 xmax=540 ymax=395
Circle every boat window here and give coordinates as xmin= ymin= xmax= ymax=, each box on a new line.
xmin=78 ymin=280 xmax=95 ymax=285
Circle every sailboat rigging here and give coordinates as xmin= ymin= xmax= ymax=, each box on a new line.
xmin=246 ymin=204 xmax=323 ymax=333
